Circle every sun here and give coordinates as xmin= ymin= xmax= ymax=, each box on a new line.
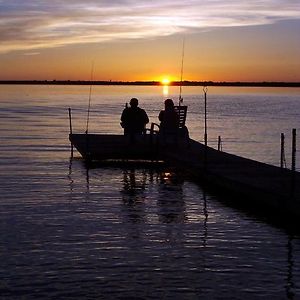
xmin=161 ymin=77 xmax=171 ymax=85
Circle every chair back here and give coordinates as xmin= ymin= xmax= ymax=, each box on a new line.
xmin=174 ymin=106 xmax=187 ymax=128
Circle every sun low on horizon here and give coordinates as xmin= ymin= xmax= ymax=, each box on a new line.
xmin=150 ymin=75 xmax=175 ymax=85
xmin=161 ymin=77 xmax=172 ymax=85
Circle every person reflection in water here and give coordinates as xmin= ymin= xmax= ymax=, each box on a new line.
xmin=121 ymin=98 xmax=149 ymax=143
xmin=158 ymin=171 xmax=186 ymax=224
xmin=121 ymin=169 xmax=147 ymax=224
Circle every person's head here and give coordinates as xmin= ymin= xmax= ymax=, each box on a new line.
xmin=130 ymin=98 xmax=139 ymax=108
xmin=164 ymin=98 xmax=174 ymax=109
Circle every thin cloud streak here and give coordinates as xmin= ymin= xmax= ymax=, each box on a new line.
xmin=0 ymin=0 xmax=299 ymax=53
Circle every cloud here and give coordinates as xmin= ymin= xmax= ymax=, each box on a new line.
xmin=23 ymin=52 xmax=40 ymax=56
xmin=0 ymin=0 xmax=299 ymax=53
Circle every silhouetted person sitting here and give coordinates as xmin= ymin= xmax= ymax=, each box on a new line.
xmin=121 ymin=98 xmax=149 ymax=142
xmin=158 ymin=99 xmax=179 ymax=136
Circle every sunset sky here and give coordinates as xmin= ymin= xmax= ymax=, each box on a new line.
xmin=1 ymin=1 xmax=300 ymax=82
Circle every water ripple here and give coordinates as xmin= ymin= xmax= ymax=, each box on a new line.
xmin=1 ymin=86 xmax=300 ymax=299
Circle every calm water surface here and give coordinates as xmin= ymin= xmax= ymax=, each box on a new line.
xmin=0 ymin=85 xmax=300 ymax=299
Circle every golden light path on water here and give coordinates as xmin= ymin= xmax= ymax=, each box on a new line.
xmin=162 ymin=85 xmax=169 ymax=97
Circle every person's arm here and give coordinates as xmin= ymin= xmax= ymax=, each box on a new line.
xmin=158 ymin=110 xmax=164 ymax=122
xmin=144 ymin=110 xmax=149 ymax=124
xmin=120 ymin=108 xmax=128 ymax=128
xmin=121 ymin=108 xmax=129 ymax=122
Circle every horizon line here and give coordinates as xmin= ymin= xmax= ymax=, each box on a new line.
xmin=0 ymin=80 xmax=300 ymax=88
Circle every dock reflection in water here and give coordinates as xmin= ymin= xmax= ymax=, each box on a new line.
xmin=120 ymin=168 xmax=188 ymax=226
xmin=157 ymin=171 xmax=186 ymax=224
xmin=121 ymin=168 xmax=148 ymax=224
xmin=66 ymin=161 xmax=299 ymax=299
xmin=59 ymin=160 xmax=300 ymax=300
xmin=1 ymin=157 xmax=299 ymax=299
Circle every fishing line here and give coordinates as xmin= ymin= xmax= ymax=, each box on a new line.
xmin=85 ymin=61 xmax=95 ymax=134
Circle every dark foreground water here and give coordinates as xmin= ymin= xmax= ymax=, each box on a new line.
xmin=1 ymin=85 xmax=300 ymax=299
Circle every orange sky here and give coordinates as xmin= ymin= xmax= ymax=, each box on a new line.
xmin=1 ymin=1 xmax=300 ymax=82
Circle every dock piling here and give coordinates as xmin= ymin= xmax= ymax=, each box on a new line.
xmin=292 ymin=128 xmax=296 ymax=172
xmin=68 ymin=108 xmax=74 ymax=158
xmin=218 ymin=136 xmax=222 ymax=151
xmin=290 ymin=129 xmax=297 ymax=200
xmin=281 ymin=133 xmax=286 ymax=168
xmin=203 ymin=86 xmax=208 ymax=170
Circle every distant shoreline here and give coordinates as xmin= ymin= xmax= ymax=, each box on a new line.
xmin=0 ymin=80 xmax=300 ymax=87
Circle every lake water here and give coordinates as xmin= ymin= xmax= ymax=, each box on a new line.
xmin=0 ymin=84 xmax=300 ymax=299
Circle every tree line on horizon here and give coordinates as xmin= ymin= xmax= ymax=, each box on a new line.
xmin=0 ymin=80 xmax=299 ymax=87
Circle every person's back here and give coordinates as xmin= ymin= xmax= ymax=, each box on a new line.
xmin=121 ymin=98 xmax=149 ymax=136
xmin=159 ymin=99 xmax=179 ymax=134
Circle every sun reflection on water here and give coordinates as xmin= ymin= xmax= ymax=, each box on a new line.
xmin=162 ymin=85 xmax=169 ymax=97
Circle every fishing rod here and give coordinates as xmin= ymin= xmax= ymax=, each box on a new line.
xmin=178 ymin=38 xmax=185 ymax=106
xmin=85 ymin=61 xmax=95 ymax=134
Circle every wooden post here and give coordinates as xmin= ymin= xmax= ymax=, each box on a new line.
xmin=203 ymin=87 xmax=208 ymax=170
xmin=292 ymin=128 xmax=296 ymax=172
xmin=68 ymin=108 xmax=74 ymax=158
xmin=280 ymin=133 xmax=285 ymax=168
xmin=290 ymin=128 xmax=296 ymax=200
xmin=204 ymin=87 xmax=208 ymax=147
xmin=218 ymin=136 xmax=222 ymax=151
xmin=68 ymin=107 xmax=73 ymax=134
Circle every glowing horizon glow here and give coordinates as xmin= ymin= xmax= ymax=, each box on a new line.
xmin=0 ymin=1 xmax=299 ymax=82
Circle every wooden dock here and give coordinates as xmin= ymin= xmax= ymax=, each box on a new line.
xmin=163 ymin=139 xmax=300 ymax=218
xmin=70 ymin=133 xmax=162 ymax=161
xmin=69 ymin=133 xmax=300 ymax=219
